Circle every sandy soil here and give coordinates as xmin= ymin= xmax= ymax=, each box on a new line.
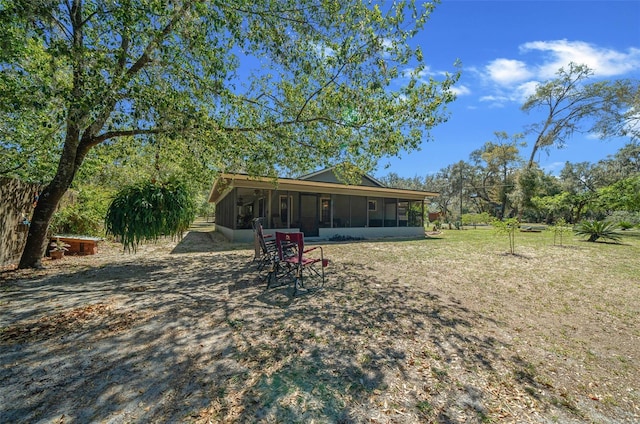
xmin=1 ymin=224 xmax=638 ymax=423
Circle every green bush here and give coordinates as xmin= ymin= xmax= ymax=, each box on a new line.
xmin=492 ymin=217 xmax=519 ymax=254
xmin=574 ymin=220 xmax=622 ymax=243
xmin=49 ymin=185 xmax=114 ymax=236
xmin=462 ymin=212 xmax=491 ymax=228
xmin=549 ymin=218 xmax=572 ymax=246
xmin=618 ymin=221 xmax=634 ymax=230
xmin=105 ymin=178 xmax=196 ymax=252
xmin=605 ymin=211 xmax=640 ymax=227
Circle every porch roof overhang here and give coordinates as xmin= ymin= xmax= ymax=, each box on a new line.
xmin=208 ymin=173 xmax=438 ymax=203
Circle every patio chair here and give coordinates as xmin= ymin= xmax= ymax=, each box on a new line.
xmin=274 ymin=231 xmax=328 ymax=295
xmin=251 ymin=218 xmax=277 ymax=272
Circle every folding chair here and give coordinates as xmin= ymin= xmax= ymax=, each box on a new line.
xmin=274 ymin=232 xmax=328 ymax=295
xmin=251 ymin=218 xmax=277 ymax=272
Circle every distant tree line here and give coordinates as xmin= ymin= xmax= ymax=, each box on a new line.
xmin=380 ymin=64 xmax=640 ymax=225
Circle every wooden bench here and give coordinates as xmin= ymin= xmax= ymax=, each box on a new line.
xmin=50 ymin=236 xmax=102 ymax=255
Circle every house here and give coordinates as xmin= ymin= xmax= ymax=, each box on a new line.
xmin=208 ymin=169 xmax=438 ymax=242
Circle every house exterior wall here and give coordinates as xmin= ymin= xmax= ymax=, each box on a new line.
xmin=216 ymin=223 xmax=423 ymax=243
xmin=215 ymin=224 xmax=301 ymax=243
xmin=211 ymin=171 xmax=429 ymax=242
xmin=216 ymin=191 xmax=236 ymax=229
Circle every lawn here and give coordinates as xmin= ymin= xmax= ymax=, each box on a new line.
xmin=1 ymin=226 xmax=638 ymax=423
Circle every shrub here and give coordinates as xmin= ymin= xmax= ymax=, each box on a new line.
xmin=49 ymin=185 xmax=114 ymax=236
xmin=105 ymin=178 xmax=196 ymax=252
xmin=328 ymin=234 xmax=365 ymax=242
xmin=605 ymin=211 xmax=640 ymax=227
xmin=492 ymin=217 xmax=519 ymax=254
xmin=618 ymin=221 xmax=634 ymax=230
xmin=550 ymin=218 xmax=572 ymax=246
xmin=462 ymin=212 xmax=491 ymax=229
xmin=574 ymin=220 xmax=622 ymax=243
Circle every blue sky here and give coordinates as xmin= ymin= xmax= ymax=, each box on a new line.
xmin=373 ymin=0 xmax=640 ymax=179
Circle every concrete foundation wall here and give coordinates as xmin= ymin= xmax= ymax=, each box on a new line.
xmin=319 ymin=226 xmax=424 ymax=240
xmin=216 ymin=225 xmax=424 ymax=244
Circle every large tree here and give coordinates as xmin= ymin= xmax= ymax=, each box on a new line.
xmin=1 ymin=0 xmax=458 ymax=268
xmin=521 ymin=63 xmax=636 ymax=169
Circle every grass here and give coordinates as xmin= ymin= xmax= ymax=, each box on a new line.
xmin=1 ymin=226 xmax=638 ymax=423
xmin=198 ymin=227 xmax=639 ymax=423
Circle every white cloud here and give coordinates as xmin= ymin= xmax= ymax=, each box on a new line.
xmin=521 ymin=40 xmax=640 ymax=78
xmin=401 ymin=66 xmax=432 ymax=80
xmin=479 ymin=95 xmax=509 ymax=108
xmin=513 ymin=81 xmax=540 ymax=102
xmin=479 ymin=40 xmax=640 ymax=107
xmin=450 ymin=84 xmax=471 ymax=96
xmin=485 ymin=58 xmax=533 ymax=85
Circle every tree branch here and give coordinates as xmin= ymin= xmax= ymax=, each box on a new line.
xmin=86 ymin=128 xmax=169 ymax=148
xmin=295 ymin=61 xmax=348 ymax=122
xmin=83 ymin=3 xmax=191 ymax=143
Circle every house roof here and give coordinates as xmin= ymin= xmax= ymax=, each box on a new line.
xmin=208 ymin=173 xmax=438 ymax=203
xmin=298 ymin=167 xmax=385 ymax=187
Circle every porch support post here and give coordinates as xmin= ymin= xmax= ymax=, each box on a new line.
xmin=330 ymin=194 xmax=334 ymax=228
xmin=233 ymin=189 xmax=237 ymax=230
xmin=366 ymin=196 xmax=369 ymax=227
xmin=267 ymin=190 xmax=272 ymax=229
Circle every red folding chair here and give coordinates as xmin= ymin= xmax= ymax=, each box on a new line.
xmin=274 ymin=232 xmax=328 ymax=295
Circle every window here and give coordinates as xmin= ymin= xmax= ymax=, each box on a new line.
xmin=279 ymin=195 xmax=293 ymax=225
xmin=368 ymin=199 xmax=377 ymax=211
xmin=321 ymin=198 xmax=331 ymax=224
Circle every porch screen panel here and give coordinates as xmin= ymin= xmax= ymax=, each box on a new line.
xmin=398 ymin=201 xmax=409 ymax=227
xmin=367 ymin=197 xmax=383 ymax=227
xmin=217 ymin=194 xmax=235 ymax=228
xmin=319 ymin=197 xmax=331 ymax=228
xmin=333 ymin=195 xmax=350 ymax=227
xmin=408 ymin=200 xmax=424 ymax=227
xmin=384 ymin=198 xmax=397 ymax=227
xmin=350 ymin=196 xmax=367 ymax=227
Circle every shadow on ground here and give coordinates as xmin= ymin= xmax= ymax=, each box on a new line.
xmin=0 ymin=237 xmax=591 ymax=423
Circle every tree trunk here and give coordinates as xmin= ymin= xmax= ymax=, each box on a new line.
xmin=18 ymin=130 xmax=83 ymax=268
xmin=18 ymin=180 xmax=72 ymax=268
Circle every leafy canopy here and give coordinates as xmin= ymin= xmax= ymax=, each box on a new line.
xmin=1 ymin=0 xmax=460 ymax=182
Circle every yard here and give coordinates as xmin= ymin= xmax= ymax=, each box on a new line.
xmin=1 ymin=223 xmax=638 ymax=423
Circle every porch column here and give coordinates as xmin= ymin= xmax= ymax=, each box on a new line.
xmin=330 ymin=194 xmax=334 ymax=228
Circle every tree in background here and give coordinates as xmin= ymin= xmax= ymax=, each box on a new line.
xmin=422 ymin=161 xmax=474 ymax=222
xmin=596 ymin=142 xmax=640 ymax=185
xmin=1 ymin=0 xmax=459 ymax=268
xmin=469 ymin=131 xmax=524 ymax=219
xmin=597 ymin=175 xmax=640 ymax=213
xmin=521 ymin=64 xmax=638 ymax=168
xmin=556 ymin=162 xmax=603 ymax=223
xmin=591 ymin=79 xmax=640 ymax=142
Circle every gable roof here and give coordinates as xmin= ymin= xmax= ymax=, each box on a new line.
xmin=209 ymin=173 xmax=438 ymax=203
xmin=298 ymin=167 xmax=385 ymax=187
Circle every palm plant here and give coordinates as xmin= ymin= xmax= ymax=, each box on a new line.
xmin=574 ymin=220 xmax=622 ymax=243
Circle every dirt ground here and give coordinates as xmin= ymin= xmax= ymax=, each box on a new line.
xmin=1 ymin=224 xmax=638 ymax=423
